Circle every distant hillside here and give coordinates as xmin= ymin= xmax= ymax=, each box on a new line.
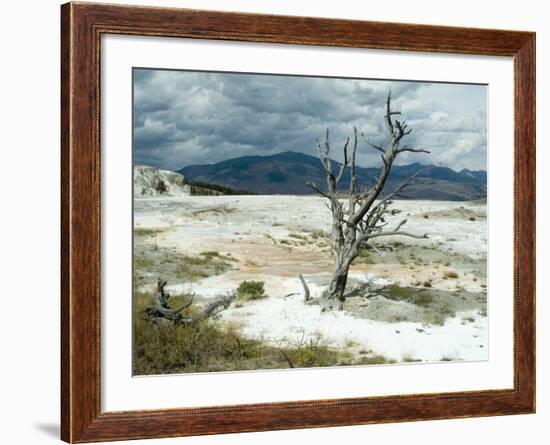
xmin=178 ymin=151 xmax=486 ymax=201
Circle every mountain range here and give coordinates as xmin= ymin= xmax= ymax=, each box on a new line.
xmin=178 ymin=151 xmax=486 ymax=201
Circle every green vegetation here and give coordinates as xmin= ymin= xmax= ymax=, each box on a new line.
xmin=192 ymin=206 xmax=238 ymax=217
xmin=309 ymin=229 xmax=327 ymax=240
xmin=424 ymin=303 xmax=455 ymax=325
xmin=357 ymin=247 xmax=377 ymax=264
xmin=358 ymin=284 xmax=483 ymax=326
xmin=175 ymin=254 xmax=233 ymax=280
xmin=283 ymin=339 xmax=340 ymax=368
xmin=357 ymin=355 xmax=396 ymax=365
xmin=288 ymin=232 xmax=307 ymax=240
xmin=277 ymin=230 xmax=330 ymax=247
xmin=134 ymin=227 xmax=165 ymax=237
xmin=396 ymin=255 xmax=409 ymax=265
xmin=133 ymin=244 xmax=235 ymax=287
xmin=381 ymin=284 xmax=434 ymax=307
xmin=133 ymin=291 xmax=394 ymax=374
xmin=421 ymin=206 xmax=486 ymax=221
xmin=444 ymin=270 xmax=459 ymax=279
xmin=182 ymin=178 xmax=256 ymax=195
xmin=236 ymin=280 xmax=265 ymax=301
xmin=200 ymin=251 xmax=237 ymax=262
xmin=263 ymin=233 xmax=276 ymax=243
xmin=414 ymin=292 xmax=435 ymax=307
xmin=134 ymin=255 xmax=154 ymax=271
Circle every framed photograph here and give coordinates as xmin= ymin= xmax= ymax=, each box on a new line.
xmin=61 ymin=2 xmax=535 ymax=442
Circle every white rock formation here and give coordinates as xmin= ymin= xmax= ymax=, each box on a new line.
xmin=134 ymin=165 xmax=190 ymax=197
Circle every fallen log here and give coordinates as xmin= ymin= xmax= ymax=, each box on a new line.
xmin=145 ymin=279 xmax=235 ymax=325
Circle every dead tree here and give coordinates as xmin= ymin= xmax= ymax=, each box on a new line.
xmin=306 ymin=92 xmax=429 ymax=311
xmin=145 ymin=279 xmax=235 ymax=325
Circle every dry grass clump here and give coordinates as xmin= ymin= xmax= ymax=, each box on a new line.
xmin=443 ymin=270 xmax=459 ymax=279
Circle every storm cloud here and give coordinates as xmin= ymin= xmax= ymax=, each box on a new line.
xmin=133 ymin=68 xmax=487 ymax=171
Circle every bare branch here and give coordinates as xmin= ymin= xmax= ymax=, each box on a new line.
xmin=396 ymin=146 xmax=431 ymax=154
xmin=361 ymin=242 xmax=381 ymax=255
xmin=384 ymin=90 xmax=398 ymax=135
xmin=194 ymin=293 xmax=236 ymax=321
xmin=367 ymin=231 xmax=428 ymax=240
xmin=348 ymin=91 xmax=408 ymax=225
xmin=361 ymin=133 xmax=385 ymax=154
xmin=349 ymin=127 xmax=358 ymax=196
xmin=372 ymin=168 xmax=425 ymax=212
xmin=395 ymin=219 xmax=408 ymax=232
xmin=172 ymin=293 xmax=195 ymax=313
xmin=395 ymin=120 xmax=412 ymax=140
xmin=155 ymin=279 xmax=171 ymax=308
xmin=307 ymin=181 xmax=331 ymax=199
xmin=316 ymin=132 xmax=335 ymax=186
xmin=335 ymin=137 xmax=350 ymax=184
xmin=276 ymin=348 xmax=295 ymax=368
xmin=323 ymin=128 xmax=333 ymax=176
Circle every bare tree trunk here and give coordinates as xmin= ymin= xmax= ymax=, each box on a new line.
xmin=323 ymin=252 xmax=356 ymax=310
xmin=326 ymin=268 xmax=348 ymax=310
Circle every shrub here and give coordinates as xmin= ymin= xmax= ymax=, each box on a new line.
xmin=288 ymin=232 xmax=306 ymax=240
xmin=309 ymin=230 xmax=327 ymax=240
xmin=357 ymin=248 xmax=376 ymax=264
xmin=236 ymin=280 xmax=265 ymax=301
xmin=414 ymin=292 xmax=434 ymax=306
xmin=382 ymin=284 xmax=410 ymax=300
xmin=444 ymin=270 xmax=459 ymax=279
xmin=357 ymin=354 xmax=395 ymax=365
xmin=293 ymin=340 xmax=338 ymax=368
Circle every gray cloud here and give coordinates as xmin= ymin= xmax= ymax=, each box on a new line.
xmin=133 ymin=69 xmax=486 ymax=172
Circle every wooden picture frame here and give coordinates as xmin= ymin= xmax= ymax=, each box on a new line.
xmin=61 ymin=2 xmax=535 ymax=442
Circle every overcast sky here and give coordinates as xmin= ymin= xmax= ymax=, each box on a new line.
xmin=133 ymin=68 xmax=487 ymax=172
